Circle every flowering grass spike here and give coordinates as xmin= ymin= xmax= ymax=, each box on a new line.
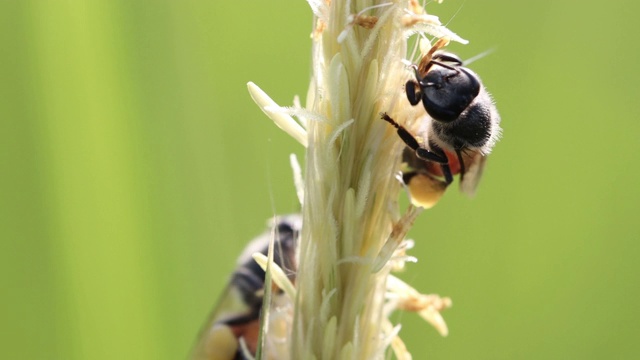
xmin=241 ymin=1 xmax=484 ymax=358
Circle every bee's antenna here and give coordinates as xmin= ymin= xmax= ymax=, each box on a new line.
xmin=463 ymin=48 xmax=497 ymax=66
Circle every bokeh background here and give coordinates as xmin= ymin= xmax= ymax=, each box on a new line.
xmin=3 ymin=0 xmax=640 ymax=359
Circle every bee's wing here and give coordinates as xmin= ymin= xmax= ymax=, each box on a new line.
xmin=190 ymin=283 xmax=257 ymax=360
xmin=459 ymin=152 xmax=487 ymax=197
xmin=190 ymin=238 xmax=269 ymax=360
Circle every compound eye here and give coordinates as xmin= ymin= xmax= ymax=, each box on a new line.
xmin=422 ymin=67 xmax=481 ymax=122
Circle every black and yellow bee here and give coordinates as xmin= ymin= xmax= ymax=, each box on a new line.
xmin=383 ymin=39 xmax=501 ymax=208
xmin=191 ymin=215 xmax=301 ymax=360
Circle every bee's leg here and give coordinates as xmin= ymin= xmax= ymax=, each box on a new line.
xmin=381 ymin=112 xmax=420 ymax=150
xmin=427 ymin=142 xmax=453 ymax=185
xmin=415 ymin=147 xmax=448 ymax=163
xmin=401 ymin=171 xmax=417 ymax=185
xmin=380 ymin=113 xmax=449 ymax=164
xmin=440 ymin=163 xmax=453 ymax=185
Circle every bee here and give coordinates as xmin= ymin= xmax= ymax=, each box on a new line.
xmin=382 ymin=39 xmax=501 ymax=208
xmin=191 ymin=214 xmax=301 ymax=360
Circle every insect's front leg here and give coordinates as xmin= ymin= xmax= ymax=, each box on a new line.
xmin=381 ymin=112 xmax=419 ymax=149
xmin=381 ymin=112 xmax=449 ymax=166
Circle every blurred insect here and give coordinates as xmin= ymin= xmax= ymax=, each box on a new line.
xmin=191 ymin=214 xmax=301 ymax=360
xmin=382 ymin=39 xmax=501 ymax=208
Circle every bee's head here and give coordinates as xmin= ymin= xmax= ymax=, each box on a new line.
xmin=421 ymin=65 xmax=481 ymax=123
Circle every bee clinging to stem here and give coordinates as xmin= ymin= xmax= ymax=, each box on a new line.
xmin=383 ymin=38 xmax=501 ymax=208
xmin=191 ymin=215 xmax=301 ymax=360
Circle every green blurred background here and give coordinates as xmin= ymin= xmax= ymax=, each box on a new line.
xmin=2 ymin=0 xmax=639 ymax=359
